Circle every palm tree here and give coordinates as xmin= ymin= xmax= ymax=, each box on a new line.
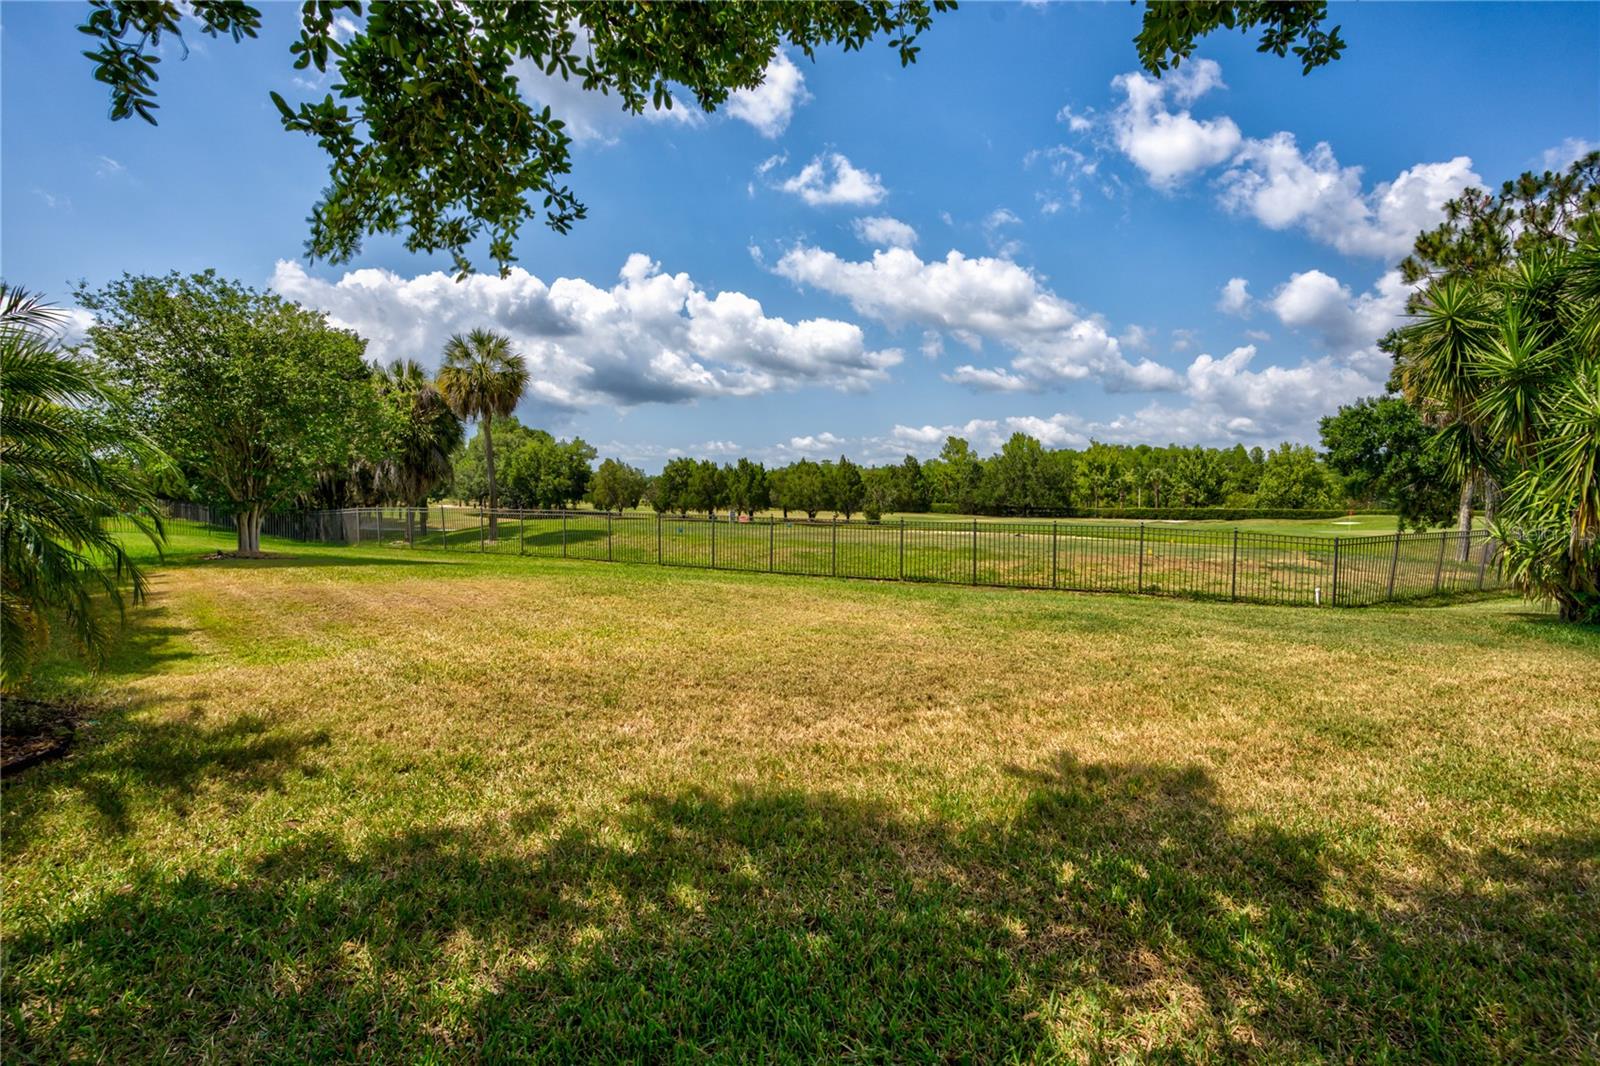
xmin=436 ymin=330 xmax=528 ymax=539
xmin=1393 ymin=277 xmax=1497 ymax=559
xmin=1 ymin=285 xmax=165 ymax=685
xmin=373 ymin=359 xmax=464 ymax=536
xmin=1473 ymin=238 xmax=1600 ymax=620
xmin=1401 ymin=232 xmax=1600 ymax=619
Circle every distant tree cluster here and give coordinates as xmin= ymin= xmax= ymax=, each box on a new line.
xmin=449 ymin=418 xmax=596 ymax=511
xmin=869 ymin=434 xmax=1342 ymax=517
xmin=1318 ymin=395 xmax=1458 ymax=531
xmin=913 ymin=434 xmax=1350 ymax=516
xmin=589 ymin=458 xmax=650 ymax=514
xmin=609 ymin=434 xmax=1358 ymax=523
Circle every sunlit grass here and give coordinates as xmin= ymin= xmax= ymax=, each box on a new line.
xmin=3 ymin=528 xmax=1595 ymax=1061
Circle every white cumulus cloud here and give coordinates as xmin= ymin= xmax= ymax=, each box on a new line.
xmin=1082 ymin=58 xmax=1483 ymax=257
xmin=1109 ymin=59 xmax=1242 ymax=188
xmin=1541 ymin=136 xmax=1598 ymax=172
xmin=1010 ymin=265 xmax=1414 ymax=447
xmin=852 ymin=215 xmax=918 ymax=249
xmin=1267 ymin=268 xmax=1409 ymax=356
xmin=726 ymin=52 xmax=811 ymax=137
xmin=515 ymin=28 xmax=809 ymax=142
xmin=777 ymin=153 xmax=888 ymax=207
xmin=772 ymin=245 xmax=1181 ymax=393
xmin=1085 ymin=265 xmax=1414 ymax=444
xmin=1218 ymin=134 xmax=1481 ymax=258
xmin=1217 ymin=277 xmax=1251 ymax=315
xmin=786 ymin=431 xmax=849 ymax=455
xmin=270 ymin=255 xmax=900 ymax=413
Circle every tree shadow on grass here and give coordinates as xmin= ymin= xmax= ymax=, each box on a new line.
xmin=183 ymin=552 xmax=462 ymax=570
xmin=4 ymin=756 xmax=1594 ymax=1061
xmin=1 ymin=709 xmax=329 ymax=849
xmin=23 ymin=603 xmax=200 ymax=696
xmin=520 ymin=527 xmax=608 ymax=549
xmin=6 ymin=592 xmax=331 ymax=841
xmin=1500 ymin=611 xmax=1600 ymax=648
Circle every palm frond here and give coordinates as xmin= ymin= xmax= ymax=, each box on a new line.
xmin=0 ymin=283 xmax=167 ymax=685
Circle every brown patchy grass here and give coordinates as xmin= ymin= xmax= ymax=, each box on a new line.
xmin=3 ymin=532 xmax=1597 ymax=1062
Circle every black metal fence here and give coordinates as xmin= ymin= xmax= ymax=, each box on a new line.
xmin=178 ymin=504 xmax=1504 ymax=608
xmin=153 ymin=500 xmax=353 ymax=542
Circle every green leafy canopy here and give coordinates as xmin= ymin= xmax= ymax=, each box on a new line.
xmin=76 ymin=271 xmax=384 ymax=530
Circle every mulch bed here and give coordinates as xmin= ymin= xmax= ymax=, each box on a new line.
xmin=1 ymin=696 xmax=85 ymax=777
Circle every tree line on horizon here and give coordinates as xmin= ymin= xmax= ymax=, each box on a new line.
xmin=442 ymin=423 xmax=1370 ymax=522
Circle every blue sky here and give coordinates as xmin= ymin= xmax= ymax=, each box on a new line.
xmin=4 ymin=2 xmax=1597 ymax=470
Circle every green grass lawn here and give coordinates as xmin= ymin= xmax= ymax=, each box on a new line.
xmin=3 ymin=528 xmax=1596 ymax=1062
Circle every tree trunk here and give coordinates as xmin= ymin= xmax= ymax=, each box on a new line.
xmin=236 ymin=507 xmax=264 ymax=557
xmin=1482 ymin=475 xmax=1501 ymax=563
xmin=483 ymin=417 xmax=499 ymax=541
xmin=1456 ymin=474 xmax=1474 ymax=562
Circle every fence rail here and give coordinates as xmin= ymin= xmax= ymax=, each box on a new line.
xmin=147 ymin=503 xmax=1507 ymax=609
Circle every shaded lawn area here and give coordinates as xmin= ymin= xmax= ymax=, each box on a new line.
xmin=2 ymin=534 xmax=1597 ymax=1062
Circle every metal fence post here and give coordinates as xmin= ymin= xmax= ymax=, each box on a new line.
xmin=769 ymin=517 xmax=775 ymax=572
xmin=971 ymin=518 xmax=978 ymax=585
xmin=1230 ymin=528 xmax=1239 ymax=601
xmin=832 ymin=518 xmax=838 ymax=577
xmin=1136 ymin=523 xmax=1145 ymax=593
xmin=711 ymin=515 xmax=717 ymax=569
xmin=607 ymin=512 xmax=613 ymax=562
xmin=1051 ymin=521 xmax=1058 ymax=589
xmin=479 ymin=508 xmax=485 ymax=552
xmin=561 ymin=511 xmax=568 ymax=557
xmin=440 ymin=504 xmax=447 ymax=549
xmin=657 ymin=512 xmax=663 ymax=564
xmin=1331 ymin=536 xmax=1341 ymax=607
xmin=1477 ymin=533 xmax=1489 ymax=588
xmin=1386 ymin=530 xmax=1402 ymax=599
xmin=899 ymin=518 xmax=906 ymax=580
xmin=1433 ymin=531 xmax=1446 ymax=593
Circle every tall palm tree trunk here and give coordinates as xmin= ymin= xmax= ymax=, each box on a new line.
xmin=483 ymin=416 xmax=499 ymax=540
xmin=1482 ymin=474 xmax=1501 ymax=562
xmin=1456 ymin=475 xmax=1474 ymax=561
